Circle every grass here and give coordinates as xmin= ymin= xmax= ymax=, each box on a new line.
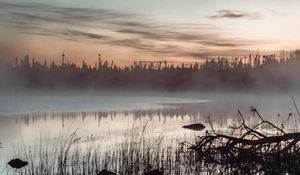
xmin=6 ymin=123 xmax=202 ymax=175
xmin=7 ymin=106 xmax=300 ymax=175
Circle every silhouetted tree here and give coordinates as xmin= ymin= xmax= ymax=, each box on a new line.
xmin=1 ymin=50 xmax=300 ymax=91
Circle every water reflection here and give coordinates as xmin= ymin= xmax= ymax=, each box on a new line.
xmin=1 ymin=96 xmax=299 ymax=174
xmin=0 ymin=104 xmax=207 ymax=168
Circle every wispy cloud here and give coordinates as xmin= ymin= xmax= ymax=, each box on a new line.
xmin=0 ymin=2 xmax=265 ymax=59
xmin=209 ymin=10 xmax=261 ymax=19
xmin=268 ymin=9 xmax=287 ymax=17
xmin=63 ymin=30 xmax=110 ymax=41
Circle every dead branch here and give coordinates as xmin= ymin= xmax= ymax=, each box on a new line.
xmin=190 ymin=106 xmax=300 ymax=174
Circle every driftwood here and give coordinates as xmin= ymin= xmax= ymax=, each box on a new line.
xmin=190 ymin=106 xmax=300 ymax=174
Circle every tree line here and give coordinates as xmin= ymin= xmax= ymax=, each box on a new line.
xmin=1 ymin=50 xmax=300 ymax=91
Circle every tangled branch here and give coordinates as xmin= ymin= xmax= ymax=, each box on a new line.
xmin=190 ymin=107 xmax=300 ymax=174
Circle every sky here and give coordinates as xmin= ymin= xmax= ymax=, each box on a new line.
xmin=0 ymin=0 xmax=299 ymax=65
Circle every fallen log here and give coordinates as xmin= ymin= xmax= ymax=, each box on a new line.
xmin=189 ymin=107 xmax=300 ymax=174
xmin=194 ymin=132 xmax=300 ymax=148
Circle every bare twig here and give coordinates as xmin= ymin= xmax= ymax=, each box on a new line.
xmin=291 ymin=96 xmax=300 ymax=118
xmin=191 ymin=107 xmax=300 ymax=174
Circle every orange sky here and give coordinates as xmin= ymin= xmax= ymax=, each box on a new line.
xmin=0 ymin=0 xmax=299 ymax=66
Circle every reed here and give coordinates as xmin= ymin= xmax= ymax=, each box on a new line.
xmin=7 ymin=123 xmax=201 ymax=175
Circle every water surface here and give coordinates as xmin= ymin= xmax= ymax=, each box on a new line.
xmin=0 ymin=92 xmax=299 ymax=173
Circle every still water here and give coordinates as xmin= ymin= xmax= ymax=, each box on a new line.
xmin=0 ymin=91 xmax=299 ymax=173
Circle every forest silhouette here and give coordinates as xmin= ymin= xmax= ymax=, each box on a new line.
xmin=1 ymin=50 xmax=300 ymax=91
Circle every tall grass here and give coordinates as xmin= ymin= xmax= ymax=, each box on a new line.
xmin=6 ymin=123 xmax=202 ymax=175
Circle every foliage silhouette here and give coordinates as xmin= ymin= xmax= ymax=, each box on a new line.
xmin=1 ymin=51 xmax=300 ymax=91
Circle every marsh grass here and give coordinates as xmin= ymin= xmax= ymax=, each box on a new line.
xmin=6 ymin=123 xmax=202 ymax=175
xmin=9 ymin=107 xmax=299 ymax=175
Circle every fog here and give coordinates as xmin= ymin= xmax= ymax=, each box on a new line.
xmin=1 ymin=90 xmax=299 ymax=122
xmin=0 ymin=90 xmax=210 ymax=116
xmin=1 ymin=51 xmax=300 ymax=118
xmin=1 ymin=51 xmax=300 ymax=92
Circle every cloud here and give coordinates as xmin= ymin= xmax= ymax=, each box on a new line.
xmin=209 ymin=10 xmax=261 ymax=19
xmin=63 ymin=30 xmax=110 ymax=40
xmin=200 ymin=39 xmax=265 ymax=48
xmin=268 ymin=9 xmax=287 ymax=17
xmin=0 ymin=1 xmax=266 ymax=59
xmin=181 ymin=49 xmax=257 ymax=59
xmin=109 ymin=38 xmax=181 ymax=55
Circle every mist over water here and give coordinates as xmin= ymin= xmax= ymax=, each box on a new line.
xmin=1 ymin=52 xmax=300 ymax=174
xmin=0 ymin=91 xmax=210 ymax=116
xmin=1 ymin=51 xmax=300 ymax=92
xmin=1 ymin=90 xmax=298 ymax=117
xmin=1 ymin=91 xmax=300 ymax=171
xmin=1 ymin=0 xmax=300 ymax=173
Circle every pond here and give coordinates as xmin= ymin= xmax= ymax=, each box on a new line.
xmin=0 ymin=91 xmax=299 ymax=174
